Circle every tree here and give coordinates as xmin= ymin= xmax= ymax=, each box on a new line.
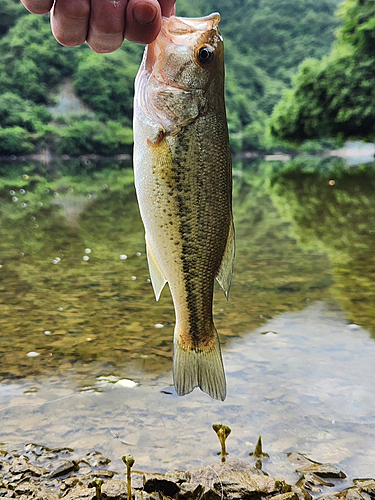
xmin=270 ymin=0 xmax=375 ymax=143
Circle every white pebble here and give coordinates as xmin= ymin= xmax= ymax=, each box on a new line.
xmin=348 ymin=323 xmax=360 ymax=330
xmin=86 ymin=337 xmax=92 ymax=342
xmin=131 ymin=276 xmax=137 ymax=280
xmin=136 ymin=252 xmax=142 ymax=257
xmin=115 ymin=379 xmax=137 ymax=388
xmin=26 ymin=352 xmax=40 ymax=358
xmin=44 ymin=331 xmax=51 ymax=335
xmin=119 ymin=254 xmax=128 ymax=260
xmin=154 ymin=323 xmax=164 ymax=329
xmin=85 ymin=248 xmax=91 ymax=254
xmin=83 ymin=255 xmax=89 ymax=261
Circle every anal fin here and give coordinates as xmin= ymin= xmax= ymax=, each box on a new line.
xmin=216 ymin=218 xmax=235 ymax=300
xmin=146 ymin=235 xmax=167 ymax=301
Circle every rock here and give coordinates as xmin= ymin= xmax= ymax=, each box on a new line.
xmin=166 ymin=471 xmax=191 ymax=484
xmin=269 ymin=492 xmax=300 ymax=500
xmin=288 ymin=454 xmax=346 ymax=480
xmin=90 ymin=469 xmax=117 ymax=480
xmin=297 ymin=473 xmax=335 ymax=493
xmin=9 ymin=456 xmax=47 ymax=477
xmin=288 ymin=454 xmax=314 ymax=469
xmin=131 ymin=473 xmax=146 ymax=490
xmin=353 ymin=479 xmax=375 ymax=486
xmin=63 ymin=486 xmax=96 ymax=500
xmin=134 ymin=491 xmax=159 ymax=500
xmin=290 ymin=485 xmax=311 ymax=500
xmin=201 ymin=488 xmax=221 ymax=500
xmin=101 ymin=479 xmax=128 ymax=499
xmin=296 ymin=464 xmax=346 ymax=480
xmin=63 ymin=477 xmax=82 ymax=489
xmin=213 ymin=473 xmax=281 ymax=500
xmin=189 ymin=459 xmax=264 ymax=489
xmin=178 ymin=482 xmax=204 ymax=500
xmin=315 ymin=480 xmax=375 ymax=500
xmin=0 ymin=489 xmax=14 ymax=498
xmin=84 ymin=451 xmax=111 ymax=468
xmin=143 ymin=475 xmax=180 ymax=497
xmin=14 ymin=481 xmax=59 ymax=500
xmin=48 ymin=460 xmax=79 ymax=478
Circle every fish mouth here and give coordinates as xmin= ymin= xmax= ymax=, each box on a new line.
xmin=162 ymin=12 xmax=221 ymax=35
xmin=145 ymin=12 xmax=221 ymax=84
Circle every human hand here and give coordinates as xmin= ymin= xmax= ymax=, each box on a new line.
xmin=20 ymin=0 xmax=176 ymax=52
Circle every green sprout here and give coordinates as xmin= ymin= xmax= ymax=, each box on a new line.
xmin=122 ymin=454 xmax=135 ymax=500
xmin=212 ymin=423 xmax=231 ymax=462
xmin=91 ymin=478 xmax=104 ymax=500
xmin=249 ymin=435 xmax=269 ymax=458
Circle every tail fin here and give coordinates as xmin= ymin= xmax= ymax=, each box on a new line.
xmin=173 ymin=327 xmax=226 ymax=401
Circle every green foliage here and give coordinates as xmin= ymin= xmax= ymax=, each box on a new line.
xmin=0 ymin=125 xmax=33 ymax=154
xmin=0 ymin=92 xmax=51 ymax=132
xmin=270 ymin=0 xmax=375 ymax=143
xmin=0 ymin=15 xmax=78 ymax=102
xmin=57 ymin=119 xmax=133 ymax=156
xmin=0 ymin=0 xmax=341 ymax=155
xmin=0 ymin=0 xmax=25 ymax=35
xmin=339 ymin=0 xmax=375 ymax=55
xmin=73 ymin=47 xmax=141 ymax=124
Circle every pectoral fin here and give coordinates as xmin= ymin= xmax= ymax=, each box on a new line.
xmin=146 ymin=235 xmax=167 ymax=301
xmin=216 ymin=218 xmax=235 ymax=300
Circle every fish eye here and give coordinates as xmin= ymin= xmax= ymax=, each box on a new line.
xmin=196 ymin=45 xmax=214 ymax=66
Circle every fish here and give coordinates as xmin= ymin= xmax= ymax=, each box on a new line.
xmin=133 ymin=12 xmax=234 ymax=401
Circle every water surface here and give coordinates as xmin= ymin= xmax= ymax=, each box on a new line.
xmin=0 ymin=157 xmax=374 ymax=484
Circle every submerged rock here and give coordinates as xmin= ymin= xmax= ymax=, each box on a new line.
xmin=317 ymin=480 xmax=375 ymax=500
xmin=289 ymin=453 xmax=346 ymax=479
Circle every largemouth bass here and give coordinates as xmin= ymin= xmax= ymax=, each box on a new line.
xmin=133 ymin=13 xmax=234 ymax=401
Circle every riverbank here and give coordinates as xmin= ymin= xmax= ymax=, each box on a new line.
xmin=0 ymin=442 xmax=373 ymax=500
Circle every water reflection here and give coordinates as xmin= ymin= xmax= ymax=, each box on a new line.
xmin=270 ymin=160 xmax=375 ymax=336
xmin=0 ymin=157 xmax=375 ymax=480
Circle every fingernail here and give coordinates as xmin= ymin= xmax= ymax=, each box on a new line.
xmin=133 ymin=2 xmax=158 ymax=25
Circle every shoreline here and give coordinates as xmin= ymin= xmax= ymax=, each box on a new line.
xmin=0 ymin=442 xmax=373 ymax=500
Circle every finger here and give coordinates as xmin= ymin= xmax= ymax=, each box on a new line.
xmin=51 ymin=0 xmax=90 ymax=47
xmin=158 ymin=0 xmax=176 ymax=17
xmin=87 ymin=0 xmax=127 ymax=53
xmin=125 ymin=0 xmax=161 ymax=44
xmin=20 ymin=0 xmax=53 ymax=14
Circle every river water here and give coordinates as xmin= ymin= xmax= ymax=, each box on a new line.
xmin=0 ymin=157 xmax=374 ymax=484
